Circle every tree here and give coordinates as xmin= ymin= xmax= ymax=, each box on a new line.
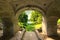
xmin=18 ymin=12 xmax=28 ymax=28
xmin=30 ymin=10 xmax=42 ymax=24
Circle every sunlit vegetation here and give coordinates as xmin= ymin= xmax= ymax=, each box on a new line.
xmin=34 ymin=24 xmax=42 ymax=29
xmin=30 ymin=10 xmax=42 ymax=24
xmin=57 ymin=19 xmax=60 ymax=24
xmin=18 ymin=10 xmax=42 ymax=31
xmin=26 ymin=24 xmax=35 ymax=31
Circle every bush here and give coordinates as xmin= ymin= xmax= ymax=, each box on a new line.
xmin=26 ymin=24 xmax=35 ymax=31
xmin=57 ymin=19 xmax=60 ymax=24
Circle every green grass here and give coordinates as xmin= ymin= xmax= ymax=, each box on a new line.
xmin=25 ymin=23 xmax=42 ymax=31
xmin=18 ymin=22 xmax=42 ymax=31
xmin=26 ymin=24 xmax=35 ymax=31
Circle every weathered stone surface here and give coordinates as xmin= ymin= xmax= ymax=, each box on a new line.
xmin=0 ymin=0 xmax=60 ymax=39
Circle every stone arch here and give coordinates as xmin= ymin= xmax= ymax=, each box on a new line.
xmin=16 ymin=5 xmax=46 ymax=14
xmin=0 ymin=0 xmax=15 ymax=39
xmin=15 ymin=5 xmax=46 ymax=20
xmin=14 ymin=4 xmax=48 ymax=35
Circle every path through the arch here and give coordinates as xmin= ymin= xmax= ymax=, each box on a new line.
xmin=22 ymin=31 xmax=39 ymax=40
xmin=10 ymin=31 xmax=41 ymax=40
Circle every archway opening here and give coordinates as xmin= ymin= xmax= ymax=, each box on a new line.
xmin=18 ymin=10 xmax=43 ymax=32
xmin=57 ymin=19 xmax=60 ymax=36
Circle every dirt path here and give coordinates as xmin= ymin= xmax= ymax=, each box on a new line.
xmin=10 ymin=31 xmax=40 ymax=40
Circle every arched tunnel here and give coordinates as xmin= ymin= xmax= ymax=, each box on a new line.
xmin=0 ymin=0 xmax=60 ymax=40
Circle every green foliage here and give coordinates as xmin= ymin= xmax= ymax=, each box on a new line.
xmin=30 ymin=10 xmax=42 ymax=24
xmin=18 ymin=12 xmax=28 ymax=28
xmin=18 ymin=22 xmax=24 ymax=28
xmin=18 ymin=12 xmax=28 ymax=23
xmin=34 ymin=24 xmax=42 ymax=29
xmin=57 ymin=19 xmax=60 ymax=24
xmin=18 ymin=10 xmax=42 ymax=31
xmin=26 ymin=24 xmax=35 ymax=31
